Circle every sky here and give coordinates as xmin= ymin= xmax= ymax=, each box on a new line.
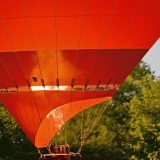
xmin=142 ymin=38 xmax=160 ymax=77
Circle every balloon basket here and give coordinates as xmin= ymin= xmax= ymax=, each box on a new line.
xmin=38 ymin=144 xmax=81 ymax=159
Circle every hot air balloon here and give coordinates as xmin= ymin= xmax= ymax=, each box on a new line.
xmin=0 ymin=0 xmax=160 ymax=159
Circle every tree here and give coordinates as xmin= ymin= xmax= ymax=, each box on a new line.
xmin=35 ymin=61 xmax=160 ymax=160
xmin=1 ymin=61 xmax=159 ymax=160
xmin=128 ymin=75 xmax=160 ymax=159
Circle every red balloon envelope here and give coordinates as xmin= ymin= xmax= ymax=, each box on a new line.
xmin=0 ymin=0 xmax=160 ymax=148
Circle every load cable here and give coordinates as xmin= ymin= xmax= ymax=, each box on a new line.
xmin=78 ymin=101 xmax=108 ymax=152
xmin=62 ymin=0 xmax=88 ymax=150
xmin=78 ymin=0 xmax=143 ymax=149
xmin=0 ymin=58 xmax=34 ymax=133
xmin=79 ymin=0 xmax=144 ymax=151
xmin=77 ymin=0 xmax=116 ymax=153
xmin=82 ymin=101 xmax=102 ymax=140
xmin=22 ymin=1 xmax=51 ymax=146
xmin=0 ymin=16 xmax=37 ymax=133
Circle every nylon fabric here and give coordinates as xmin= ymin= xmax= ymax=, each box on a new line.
xmin=0 ymin=0 xmax=160 ymax=148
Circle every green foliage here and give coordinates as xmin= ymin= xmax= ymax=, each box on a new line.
xmin=71 ymin=61 xmax=160 ymax=160
xmin=1 ymin=61 xmax=160 ymax=159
